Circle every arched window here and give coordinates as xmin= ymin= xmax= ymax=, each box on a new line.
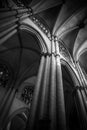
xmin=21 ymin=85 xmax=34 ymax=105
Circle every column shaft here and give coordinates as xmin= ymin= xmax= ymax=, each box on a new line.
xmin=74 ymin=89 xmax=87 ymax=129
xmin=0 ymin=87 xmax=12 ymax=114
xmin=77 ymin=62 xmax=87 ymax=94
xmin=39 ymin=55 xmax=50 ymax=119
xmin=0 ymin=88 xmax=16 ymax=128
xmin=50 ymin=54 xmax=56 ymax=130
xmin=76 ymin=62 xmax=87 ymax=111
xmin=56 ymin=40 xmax=66 ymax=130
xmin=49 ymin=37 xmax=56 ymax=130
xmin=28 ymin=56 xmax=45 ymax=130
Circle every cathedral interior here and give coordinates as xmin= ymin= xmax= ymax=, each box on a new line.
xmin=0 ymin=0 xmax=87 ymax=130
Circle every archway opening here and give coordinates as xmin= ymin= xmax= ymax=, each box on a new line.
xmin=61 ymin=64 xmax=81 ymax=130
xmin=6 ymin=108 xmax=29 ymax=130
xmin=0 ymin=27 xmax=43 ymax=130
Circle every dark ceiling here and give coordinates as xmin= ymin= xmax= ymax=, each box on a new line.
xmin=0 ymin=31 xmax=40 ymax=83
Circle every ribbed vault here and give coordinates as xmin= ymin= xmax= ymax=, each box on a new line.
xmin=0 ymin=0 xmax=87 ymax=130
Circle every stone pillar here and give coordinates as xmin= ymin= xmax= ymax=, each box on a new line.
xmin=39 ymin=55 xmax=50 ymax=119
xmin=0 ymin=87 xmax=12 ymax=114
xmin=49 ymin=36 xmax=56 ymax=130
xmin=76 ymin=62 xmax=87 ymax=110
xmin=0 ymin=87 xmax=17 ymax=129
xmin=28 ymin=56 xmax=46 ymax=130
xmin=74 ymin=87 xmax=87 ymax=129
xmin=27 ymin=36 xmax=67 ymax=130
xmin=55 ymin=37 xmax=66 ymax=130
xmin=74 ymin=61 xmax=87 ymax=129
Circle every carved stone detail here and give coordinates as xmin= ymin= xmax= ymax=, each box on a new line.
xmin=59 ymin=40 xmax=74 ymax=64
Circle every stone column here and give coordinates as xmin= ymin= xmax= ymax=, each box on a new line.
xmin=27 ymin=37 xmax=66 ymax=130
xmin=76 ymin=62 xmax=87 ymax=109
xmin=49 ymin=36 xmax=57 ymax=130
xmin=55 ymin=37 xmax=66 ymax=130
xmin=28 ymin=56 xmax=46 ymax=130
xmin=0 ymin=87 xmax=17 ymax=129
xmin=0 ymin=87 xmax=12 ymax=114
xmin=74 ymin=87 xmax=87 ymax=129
xmin=74 ymin=61 xmax=87 ymax=129
xmin=39 ymin=55 xmax=50 ymax=119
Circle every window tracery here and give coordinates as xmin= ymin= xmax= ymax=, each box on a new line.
xmin=21 ymin=85 xmax=34 ymax=105
xmin=58 ymin=40 xmax=74 ymax=65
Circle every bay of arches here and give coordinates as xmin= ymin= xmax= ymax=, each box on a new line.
xmin=0 ymin=27 xmax=43 ymax=130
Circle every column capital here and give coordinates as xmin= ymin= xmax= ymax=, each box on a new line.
xmin=41 ymin=52 xmax=51 ymax=57
xmin=54 ymin=36 xmax=58 ymax=42
xmin=72 ymin=86 xmax=87 ymax=96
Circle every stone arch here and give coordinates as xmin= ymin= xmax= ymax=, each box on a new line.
xmin=0 ymin=22 xmax=48 ymax=83
xmin=0 ymin=22 xmax=49 ymax=129
xmin=61 ymin=59 xmax=82 ymax=130
xmin=61 ymin=59 xmax=80 ymax=86
xmin=4 ymin=107 xmax=29 ymax=130
xmin=19 ymin=23 xmax=48 ymax=53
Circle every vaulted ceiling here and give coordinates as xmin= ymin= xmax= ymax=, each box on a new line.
xmin=0 ymin=1 xmax=87 ymax=129
xmin=1 ymin=0 xmax=87 ymax=84
xmin=12 ymin=0 xmax=87 ymax=75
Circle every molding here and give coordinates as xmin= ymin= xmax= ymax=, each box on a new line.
xmin=58 ymin=39 xmax=75 ymax=66
xmin=19 ymin=24 xmax=49 ymax=53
